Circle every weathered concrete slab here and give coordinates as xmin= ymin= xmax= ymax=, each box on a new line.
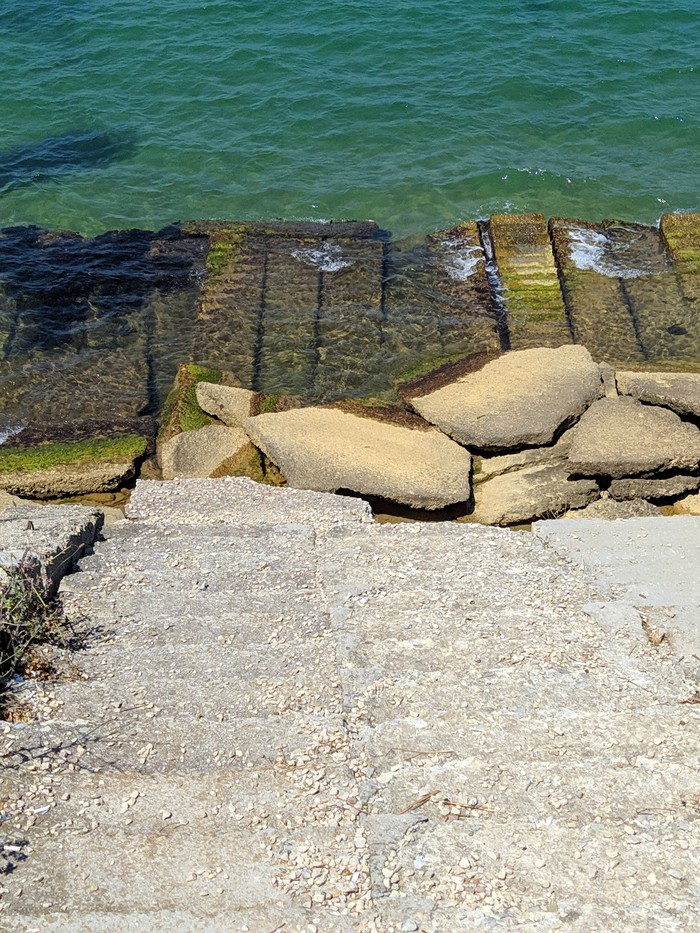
xmin=549 ymin=218 xmax=645 ymax=363
xmin=0 ymin=504 xmax=103 ymax=596
xmin=534 ymin=515 xmax=700 ymax=681
xmin=563 ymin=497 xmax=661 ymax=519
xmin=3 ymin=485 xmax=700 ymax=931
xmin=125 ymin=476 xmax=373 ymax=526
xmin=195 ymin=382 xmax=256 ymax=427
xmin=488 ymin=212 xmax=571 ymax=349
xmin=617 ymin=369 xmax=700 ymax=419
xmin=409 ymin=345 xmax=602 ymax=450
xmin=609 ymin=473 xmax=700 ymax=501
xmin=567 ymin=396 xmax=700 ymax=477
xmin=246 ymin=407 xmax=472 ymax=508
xmin=466 ymin=461 xmax=599 ymax=525
xmin=159 ymin=424 xmax=251 ymax=479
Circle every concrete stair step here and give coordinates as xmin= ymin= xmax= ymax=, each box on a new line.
xmin=123 ymin=477 xmax=372 ymax=527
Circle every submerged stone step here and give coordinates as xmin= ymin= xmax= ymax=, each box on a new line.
xmin=313 ymin=236 xmax=385 ymax=399
xmin=189 ymin=223 xmax=266 ymax=386
xmin=549 ymin=218 xmax=644 ymax=363
xmin=660 ymin=212 xmax=700 ymax=361
xmin=487 ymin=212 xmax=571 ymax=349
xmin=604 ymin=222 xmax=698 ymax=364
xmin=257 ymin=235 xmax=321 ymax=395
xmin=383 ymin=222 xmax=501 ymax=388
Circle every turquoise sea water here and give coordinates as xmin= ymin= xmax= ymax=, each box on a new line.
xmin=1 ymin=0 xmax=698 ymax=238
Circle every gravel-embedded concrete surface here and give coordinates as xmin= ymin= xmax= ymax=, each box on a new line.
xmin=1 ymin=480 xmax=699 ymax=932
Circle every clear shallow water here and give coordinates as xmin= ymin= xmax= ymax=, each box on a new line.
xmin=1 ymin=0 xmax=698 ymax=238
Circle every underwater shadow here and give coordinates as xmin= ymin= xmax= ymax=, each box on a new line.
xmin=0 ymin=128 xmax=138 ymax=195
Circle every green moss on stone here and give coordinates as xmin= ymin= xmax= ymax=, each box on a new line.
xmin=204 ymin=225 xmax=246 ymax=279
xmin=158 ymin=363 xmax=222 ymax=442
xmin=393 ymin=351 xmax=467 ymax=387
xmin=0 ymin=435 xmax=147 ymax=475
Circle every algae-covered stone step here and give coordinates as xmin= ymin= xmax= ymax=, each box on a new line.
xmin=382 ymin=224 xmax=501 ymax=389
xmin=604 ymin=222 xmax=697 ymax=363
xmin=313 ymin=237 xmax=385 ymax=399
xmin=549 ymin=218 xmax=645 ymax=363
xmin=661 ymin=211 xmax=700 ymax=303
xmin=190 ymin=223 xmax=266 ymax=386
xmin=487 ymin=212 xmax=570 ymax=349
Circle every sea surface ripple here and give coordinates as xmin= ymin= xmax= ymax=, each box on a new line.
xmin=1 ymin=0 xmax=698 ymax=237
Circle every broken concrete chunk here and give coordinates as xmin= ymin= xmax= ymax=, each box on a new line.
xmin=609 ymin=474 xmax=700 ymax=502
xmin=567 ymin=397 xmax=700 ymax=478
xmin=159 ymin=425 xmax=251 ymax=480
xmin=246 ymin=407 xmax=471 ymax=509
xmin=195 ymin=383 xmax=256 ymax=427
xmin=562 ymin=498 xmax=661 ymax=520
xmin=409 ymin=345 xmax=602 ymax=450
xmin=474 ymin=428 xmax=575 ymax=484
xmin=465 ymin=461 xmax=599 ymax=526
xmin=616 ymin=371 xmax=700 ymax=420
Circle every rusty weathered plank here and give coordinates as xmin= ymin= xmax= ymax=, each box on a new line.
xmin=549 ymin=218 xmax=644 ymax=364
xmin=488 ymin=213 xmax=570 ymax=350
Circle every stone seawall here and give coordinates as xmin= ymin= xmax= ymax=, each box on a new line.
xmin=0 ymin=214 xmax=699 ymax=509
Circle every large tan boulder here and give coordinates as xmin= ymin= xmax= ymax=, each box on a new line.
xmin=159 ymin=425 xmax=251 ymax=480
xmin=246 ymin=408 xmax=471 ymax=509
xmin=408 ymin=345 xmax=602 ymax=450
xmin=616 ymin=371 xmax=700 ymax=419
xmin=465 ymin=462 xmax=599 ymax=526
xmin=568 ymin=397 xmax=700 ymax=478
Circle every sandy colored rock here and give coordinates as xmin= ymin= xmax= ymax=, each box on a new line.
xmin=409 ymin=345 xmax=602 ymax=450
xmin=195 ymin=382 xmax=256 ymax=427
xmin=465 ymin=461 xmax=599 ymax=526
xmin=609 ymin=473 xmax=700 ymax=502
xmin=568 ymin=397 xmax=700 ymax=478
xmin=562 ymin=497 xmax=661 ymax=520
xmin=159 ymin=424 xmax=251 ymax=480
xmin=246 ymin=408 xmax=471 ymax=509
xmin=673 ymin=491 xmax=700 ymax=515
xmin=616 ymin=370 xmax=700 ymax=419
xmin=474 ymin=428 xmax=575 ymax=484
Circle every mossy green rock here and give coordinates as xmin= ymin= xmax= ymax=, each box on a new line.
xmin=0 ymin=435 xmax=147 ymax=498
xmin=157 ymin=362 xmax=223 ymax=444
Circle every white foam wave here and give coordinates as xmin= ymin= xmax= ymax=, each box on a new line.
xmin=567 ymin=226 xmax=647 ymax=279
xmin=291 ymin=242 xmax=352 ymax=272
xmin=0 ymin=424 xmax=25 ymax=445
xmin=441 ymin=238 xmax=483 ymax=281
